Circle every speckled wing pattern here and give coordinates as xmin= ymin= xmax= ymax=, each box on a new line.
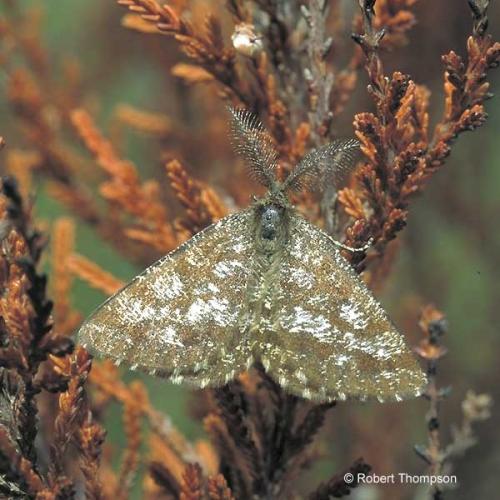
xmin=78 ymin=210 xmax=255 ymax=388
xmin=259 ymin=213 xmax=427 ymax=402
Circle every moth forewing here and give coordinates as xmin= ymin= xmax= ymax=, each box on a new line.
xmin=77 ymin=210 xmax=257 ymax=388
xmin=258 ymin=212 xmax=427 ymax=402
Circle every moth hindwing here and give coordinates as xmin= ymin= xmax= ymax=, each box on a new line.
xmin=78 ymin=108 xmax=426 ymax=402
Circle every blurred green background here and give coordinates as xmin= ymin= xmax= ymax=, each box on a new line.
xmin=1 ymin=1 xmax=499 ymax=498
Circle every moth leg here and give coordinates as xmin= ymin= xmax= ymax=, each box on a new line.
xmin=329 ymin=237 xmax=374 ymax=253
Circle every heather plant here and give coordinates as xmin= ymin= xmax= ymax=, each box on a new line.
xmin=0 ymin=0 xmax=499 ymax=499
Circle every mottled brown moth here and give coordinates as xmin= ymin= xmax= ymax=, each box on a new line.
xmin=78 ymin=108 xmax=426 ymax=403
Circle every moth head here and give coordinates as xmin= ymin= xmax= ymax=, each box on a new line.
xmin=229 ymin=107 xmax=360 ymax=198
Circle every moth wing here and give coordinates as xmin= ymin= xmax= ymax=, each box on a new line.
xmin=78 ymin=210 xmax=254 ymax=388
xmin=262 ymin=213 xmax=426 ymax=402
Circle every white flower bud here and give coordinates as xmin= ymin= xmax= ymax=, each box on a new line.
xmin=231 ymin=23 xmax=263 ymax=58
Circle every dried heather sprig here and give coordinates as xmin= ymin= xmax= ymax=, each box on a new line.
xmin=51 ymin=218 xmax=81 ymax=337
xmin=48 ymin=348 xmax=93 ymax=491
xmin=180 ymin=462 xmax=204 ymax=500
xmin=77 ymin=415 xmax=106 ymax=500
xmin=116 ymin=381 xmax=146 ymax=499
xmin=117 ymin=0 xmax=251 ymax=105
xmin=66 ymin=254 xmax=124 ymax=296
xmin=0 ymin=177 xmax=101 ymax=498
xmin=339 ymin=0 xmax=500 ymax=272
xmin=166 ymin=159 xmax=227 ymax=237
xmin=0 ymin=0 xmax=497 ymax=498
xmin=71 ymin=108 xmax=178 ymax=253
xmin=207 ymin=474 xmax=235 ymax=500
xmin=0 ymin=178 xmax=71 ymax=459
xmin=414 ymin=305 xmax=492 ymax=499
xmin=307 ymin=457 xmax=371 ymax=499
xmin=301 ymin=0 xmax=335 ymax=141
xmin=202 ymin=366 xmax=338 ymax=499
xmin=113 ymin=103 xmax=172 ymax=137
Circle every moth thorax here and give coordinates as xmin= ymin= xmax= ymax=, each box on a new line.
xmin=260 ymin=205 xmax=282 ymax=240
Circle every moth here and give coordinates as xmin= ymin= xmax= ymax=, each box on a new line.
xmin=78 ymin=108 xmax=426 ymax=403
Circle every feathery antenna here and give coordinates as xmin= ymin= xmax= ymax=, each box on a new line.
xmin=228 ymin=107 xmax=278 ymax=190
xmin=283 ymin=139 xmax=360 ymax=192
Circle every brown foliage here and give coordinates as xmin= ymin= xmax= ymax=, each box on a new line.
xmin=166 ymin=159 xmax=228 ymax=237
xmin=0 ymin=0 xmax=498 ymax=498
xmin=0 ymin=178 xmax=103 ymax=498
xmin=338 ymin=0 xmax=500 ymax=272
xmin=414 ymin=305 xmax=492 ymax=498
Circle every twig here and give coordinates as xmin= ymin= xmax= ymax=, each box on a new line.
xmin=414 ymin=305 xmax=492 ymax=499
